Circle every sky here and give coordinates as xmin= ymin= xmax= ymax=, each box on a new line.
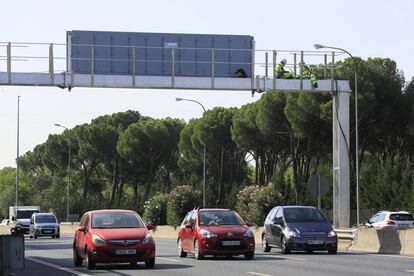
xmin=0 ymin=0 xmax=413 ymax=168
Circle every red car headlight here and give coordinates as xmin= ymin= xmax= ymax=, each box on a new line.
xmin=200 ymin=229 xmax=218 ymax=238
xmin=143 ymin=233 xmax=153 ymax=244
xmin=92 ymin=234 xmax=106 ymax=246
xmin=243 ymin=229 xmax=254 ymax=238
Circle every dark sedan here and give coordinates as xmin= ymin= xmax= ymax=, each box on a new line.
xmin=262 ymin=206 xmax=337 ymax=254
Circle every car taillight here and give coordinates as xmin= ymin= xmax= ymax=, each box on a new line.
xmin=386 ymin=220 xmax=395 ymax=225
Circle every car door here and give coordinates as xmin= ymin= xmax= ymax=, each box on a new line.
xmin=75 ymin=214 xmax=88 ymax=258
xmin=263 ymin=207 xmax=277 ymax=242
xmin=271 ymin=208 xmax=284 ymax=247
xmin=265 ymin=208 xmax=277 ymax=245
xmin=179 ymin=211 xmax=193 ymax=252
xmin=189 ymin=211 xmax=197 ymax=252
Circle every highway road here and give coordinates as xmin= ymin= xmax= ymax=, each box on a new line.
xmin=13 ymin=234 xmax=414 ymax=276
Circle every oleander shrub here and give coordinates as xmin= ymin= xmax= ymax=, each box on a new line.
xmin=143 ymin=192 xmax=169 ymax=226
xmin=167 ymin=185 xmax=201 ymax=226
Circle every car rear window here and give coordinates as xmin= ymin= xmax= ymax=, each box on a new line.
xmin=389 ymin=213 xmax=413 ymax=221
xmin=92 ymin=212 xmax=145 ymax=229
xmin=199 ymin=211 xmax=243 ymax=226
xmin=283 ymin=207 xmax=328 ymax=223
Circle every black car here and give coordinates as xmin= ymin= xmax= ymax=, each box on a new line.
xmin=262 ymin=206 xmax=337 ymax=254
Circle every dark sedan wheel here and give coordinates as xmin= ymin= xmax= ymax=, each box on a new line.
xmin=280 ymin=236 xmax=291 ymax=254
xmin=194 ymin=239 xmax=204 ymax=260
xmin=328 ymin=248 xmax=337 ymax=254
xmin=262 ymin=235 xmax=271 ymax=252
xmin=178 ymin=239 xmax=187 ymax=258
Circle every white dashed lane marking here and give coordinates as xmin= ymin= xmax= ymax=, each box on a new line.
xmin=157 ymin=257 xmax=182 ymax=262
xmin=247 ymin=272 xmax=274 ymax=276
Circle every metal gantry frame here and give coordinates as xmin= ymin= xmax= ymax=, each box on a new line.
xmin=0 ymin=41 xmax=352 ymax=227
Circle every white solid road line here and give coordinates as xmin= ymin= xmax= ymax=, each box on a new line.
xmin=157 ymin=257 xmax=182 ymax=263
xmin=404 ymin=270 xmax=414 ymax=273
xmin=375 ymin=254 xmax=414 ymax=260
xmin=247 ymin=272 xmax=274 ymax=276
xmin=26 ymin=257 xmax=91 ymax=276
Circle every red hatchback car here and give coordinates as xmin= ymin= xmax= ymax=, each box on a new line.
xmin=73 ymin=209 xmax=155 ymax=269
xmin=177 ymin=209 xmax=255 ymax=260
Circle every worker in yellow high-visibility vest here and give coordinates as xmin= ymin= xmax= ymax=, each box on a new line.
xmin=300 ymin=62 xmax=318 ymax=88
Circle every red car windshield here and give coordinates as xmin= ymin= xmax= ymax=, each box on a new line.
xmin=199 ymin=211 xmax=243 ymax=226
xmin=91 ymin=212 xmax=145 ymax=229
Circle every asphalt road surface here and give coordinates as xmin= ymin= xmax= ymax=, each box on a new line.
xmin=12 ymin=234 xmax=414 ymax=276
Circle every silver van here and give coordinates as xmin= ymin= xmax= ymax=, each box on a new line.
xmin=29 ymin=212 xmax=60 ymax=239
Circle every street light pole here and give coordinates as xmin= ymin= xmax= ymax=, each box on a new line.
xmin=314 ymin=44 xmax=360 ymax=225
xmin=54 ymin=123 xmax=71 ymax=222
xmin=16 ymin=95 xmax=20 ymax=207
xmin=175 ymin=97 xmax=207 ymax=208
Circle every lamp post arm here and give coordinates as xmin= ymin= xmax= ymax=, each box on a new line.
xmin=186 ymin=99 xmax=206 ymax=112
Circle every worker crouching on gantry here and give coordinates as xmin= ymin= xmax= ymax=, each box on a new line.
xmin=276 ymin=59 xmax=295 ymax=79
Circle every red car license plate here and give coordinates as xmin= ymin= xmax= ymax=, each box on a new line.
xmin=115 ymin=249 xmax=136 ymax=255
xmin=222 ymin=240 xmax=240 ymax=246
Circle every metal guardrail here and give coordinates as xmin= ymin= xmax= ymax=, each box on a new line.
xmin=0 ymin=41 xmax=344 ymax=88
xmin=336 ymin=228 xmax=357 ymax=240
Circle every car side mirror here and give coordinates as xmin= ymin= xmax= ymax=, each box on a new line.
xmin=77 ymin=226 xmax=86 ymax=233
xmin=146 ymin=224 xmax=154 ymax=231
xmin=273 ymin=218 xmax=281 ymax=225
xmin=184 ymin=223 xmax=192 ymax=228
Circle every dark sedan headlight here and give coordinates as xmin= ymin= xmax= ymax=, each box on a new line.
xmin=284 ymin=229 xmax=300 ymax=238
xmin=327 ymin=230 xmax=337 ymax=237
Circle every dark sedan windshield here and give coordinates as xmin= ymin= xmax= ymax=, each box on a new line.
xmin=36 ymin=215 xmax=57 ymax=223
xmin=284 ymin=208 xmax=328 ymax=223
xmin=199 ymin=211 xmax=243 ymax=226
xmin=92 ymin=212 xmax=145 ymax=229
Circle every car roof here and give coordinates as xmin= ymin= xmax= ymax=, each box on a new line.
xmin=279 ymin=205 xmax=317 ymax=209
xmin=34 ymin=212 xmax=55 ymax=216
xmin=377 ymin=211 xmax=411 ymax=214
xmin=198 ymin=208 xmax=232 ymax=212
xmin=88 ymin=209 xmax=137 ymax=214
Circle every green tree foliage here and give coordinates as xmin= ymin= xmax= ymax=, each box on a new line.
xmin=143 ymin=192 xmax=169 ymax=226
xmin=179 ymin=107 xmax=248 ymax=207
xmin=361 ymin=153 xmax=414 ymax=214
xmin=117 ymin=118 xmax=170 ymax=207
xmin=167 ymin=185 xmax=201 ymax=226
xmin=0 ymin=168 xmax=17 ymax=218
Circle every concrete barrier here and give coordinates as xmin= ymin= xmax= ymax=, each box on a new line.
xmin=350 ymin=227 xmax=414 ymax=255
